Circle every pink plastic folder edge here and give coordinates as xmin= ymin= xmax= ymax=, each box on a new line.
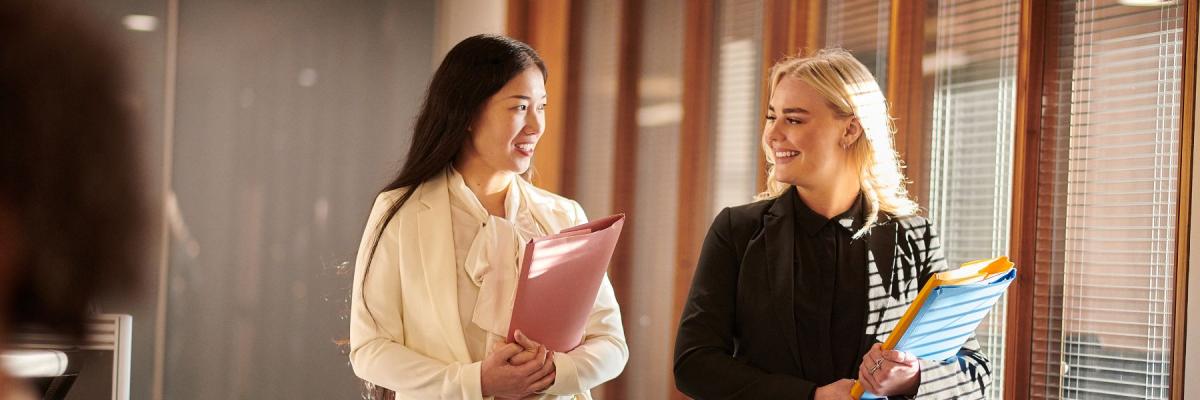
xmin=506 ymin=214 xmax=625 ymax=352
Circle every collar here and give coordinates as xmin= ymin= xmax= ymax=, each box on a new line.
xmin=447 ymin=167 xmax=521 ymax=223
xmin=790 ymin=188 xmax=866 ymax=237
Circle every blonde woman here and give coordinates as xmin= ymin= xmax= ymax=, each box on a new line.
xmin=673 ymin=49 xmax=992 ymax=400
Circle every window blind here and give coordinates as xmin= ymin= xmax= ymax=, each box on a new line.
xmin=1031 ymin=1 xmax=1185 ymax=399
xmin=710 ymin=0 xmax=764 ymax=214
xmin=825 ymin=0 xmax=891 ymax=89
xmin=926 ymin=0 xmax=1022 ymax=399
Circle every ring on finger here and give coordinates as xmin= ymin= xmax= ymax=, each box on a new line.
xmin=868 ymin=357 xmax=884 ymax=374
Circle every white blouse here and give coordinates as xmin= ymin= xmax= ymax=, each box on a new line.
xmin=446 ymin=168 xmax=548 ymax=362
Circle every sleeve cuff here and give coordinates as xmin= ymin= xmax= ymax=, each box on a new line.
xmin=462 ymin=361 xmax=486 ymax=400
xmin=542 ymin=351 xmax=581 ymax=395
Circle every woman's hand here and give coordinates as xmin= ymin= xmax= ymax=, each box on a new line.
xmin=482 ymin=331 xmax=556 ymax=399
xmin=508 ymin=331 xmax=548 ymax=365
xmin=813 ymin=379 xmax=855 ymax=400
xmin=857 ymin=343 xmax=920 ymax=397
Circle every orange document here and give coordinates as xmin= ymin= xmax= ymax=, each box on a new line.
xmin=506 ymin=214 xmax=625 ymax=352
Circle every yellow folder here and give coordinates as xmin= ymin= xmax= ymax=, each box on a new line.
xmin=850 ymin=256 xmax=1016 ymax=399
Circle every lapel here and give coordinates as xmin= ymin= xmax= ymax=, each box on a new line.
xmin=868 ymin=218 xmax=897 ymax=297
xmin=762 ymin=190 xmax=806 ymax=372
xmin=863 ymin=217 xmax=897 ymax=348
xmin=415 ymin=172 xmax=472 ymax=363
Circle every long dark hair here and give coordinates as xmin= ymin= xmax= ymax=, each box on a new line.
xmin=361 ymin=34 xmax=545 ymax=398
xmin=365 ymin=33 xmax=546 ymax=272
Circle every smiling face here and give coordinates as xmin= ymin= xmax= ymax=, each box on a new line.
xmin=459 ymin=67 xmax=547 ymax=175
xmin=763 ymin=76 xmax=862 ymax=190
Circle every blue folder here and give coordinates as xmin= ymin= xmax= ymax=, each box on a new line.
xmin=894 ymin=267 xmax=1016 ymax=361
xmin=854 ymin=257 xmax=1016 ymax=399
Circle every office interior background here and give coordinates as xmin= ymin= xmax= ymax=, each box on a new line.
xmin=44 ymin=0 xmax=1200 ymax=398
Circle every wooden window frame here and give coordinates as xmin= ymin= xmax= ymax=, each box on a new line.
xmin=756 ymin=0 xmax=822 ymax=193
xmin=607 ymin=0 xmax=643 ymax=397
xmin=886 ymin=0 xmax=927 ymax=208
xmin=511 ymin=0 xmax=1198 ymax=397
xmin=506 ymin=0 xmax=575 ymax=195
xmin=1174 ymin=0 xmax=1197 ymax=398
xmin=1004 ymin=1 xmax=1198 ymax=399
xmin=762 ymin=1 xmax=1200 ymax=398
xmin=1003 ymin=0 xmax=1049 ymax=397
xmin=670 ymin=1 xmax=716 ymax=398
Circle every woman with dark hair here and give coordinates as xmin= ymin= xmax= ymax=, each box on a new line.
xmin=0 ymin=0 xmax=146 ymax=398
xmin=348 ymin=34 xmax=628 ymax=400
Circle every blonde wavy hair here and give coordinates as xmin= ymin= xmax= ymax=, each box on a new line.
xmin=757 ymin=48 xmax=918 ymax=236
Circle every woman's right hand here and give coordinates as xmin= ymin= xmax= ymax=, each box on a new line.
xmin=480 ymin=342 xmax=555 ymax=398
xmin=813 ymin=379 xmax=855 ymax=400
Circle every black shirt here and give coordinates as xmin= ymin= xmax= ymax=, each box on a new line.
xmin=789 ymin=188 xmax=869 ymax=386
xmin=674 ymin=192 xmax=993 ymax=399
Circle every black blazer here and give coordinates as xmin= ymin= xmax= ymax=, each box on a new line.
xmin=673 ymin=193 xmax=993 ymax=399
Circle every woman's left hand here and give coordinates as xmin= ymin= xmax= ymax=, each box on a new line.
xmin=857 ymin=343 xmax=920 ymax=397
xmin=508 ymin=331 xmax=553 ymax=367
xmin=496 ymin=331 xmax=556 ymax=399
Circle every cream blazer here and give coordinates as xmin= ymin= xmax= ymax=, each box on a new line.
xmin=349 ymin=172 xmax=628 ymax=399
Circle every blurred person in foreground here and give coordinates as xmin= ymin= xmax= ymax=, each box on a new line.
xmin=0 ymin=0 xmax=146 ymax=398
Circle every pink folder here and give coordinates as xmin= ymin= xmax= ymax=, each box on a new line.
xmin=506 ymin=214 xmax=625 ymax=352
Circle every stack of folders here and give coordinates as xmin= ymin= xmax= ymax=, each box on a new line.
xmin=853 ymin=256 xmax=1017 ymax=399
xmin=506 ymin=214 xmax=625 ymax=352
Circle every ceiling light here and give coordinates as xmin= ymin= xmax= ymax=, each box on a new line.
xmin=122 ymin=15 xmax=158 ymax=32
